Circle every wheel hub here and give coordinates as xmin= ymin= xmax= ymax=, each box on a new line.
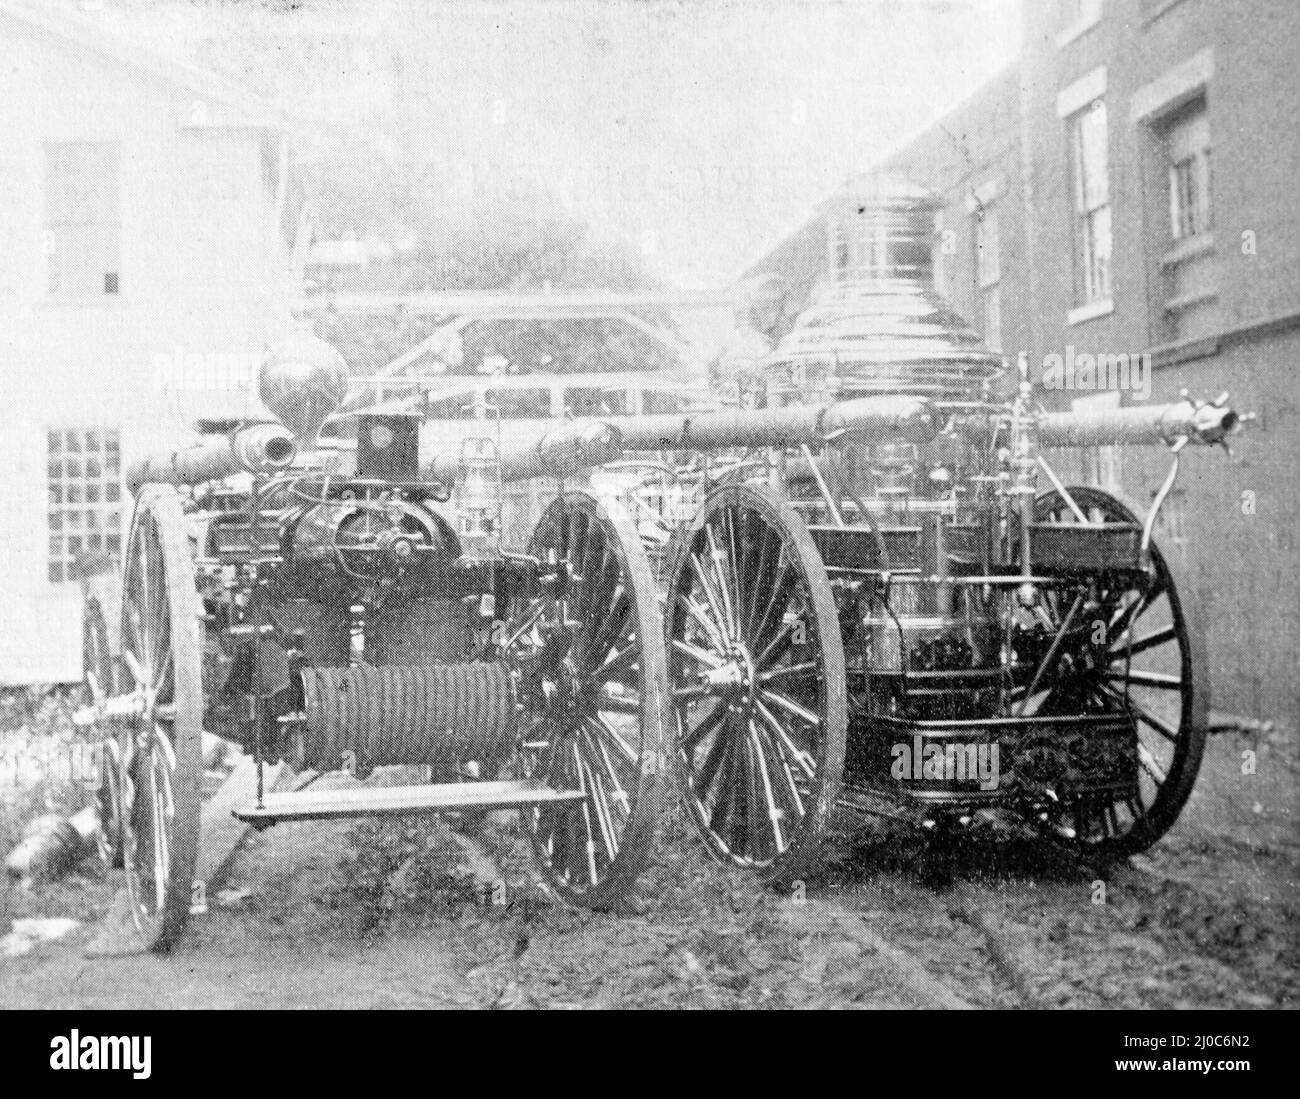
xmin=702 ymin=643 xmax=758 ymax=717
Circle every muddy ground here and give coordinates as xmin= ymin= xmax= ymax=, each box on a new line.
xmin=1 ymin=720 xmax=1296 ymax=1010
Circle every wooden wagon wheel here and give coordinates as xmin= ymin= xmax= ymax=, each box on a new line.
xmin=666 ymin=484 xmax=847 ymax=886
xmin=1030 ymin=486 xmax=1207 ymax=860
xmin=118 ymin=485 xmax=202 ymax=950
xmin=82 ymin=595 xmax=124 ymax=867
xmin=509 ymin=490 xmax=670 ymax=909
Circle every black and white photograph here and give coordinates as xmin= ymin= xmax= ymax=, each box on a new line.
xmin=0 ymin=0 xmax=1294 ymax=1047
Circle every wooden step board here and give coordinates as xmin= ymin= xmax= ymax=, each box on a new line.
xmin=234 ymin=779 xmax=587 ymax=825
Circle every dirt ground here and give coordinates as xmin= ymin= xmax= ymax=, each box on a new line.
xmin=1 ymin=720 xmax=1296 ymax=1010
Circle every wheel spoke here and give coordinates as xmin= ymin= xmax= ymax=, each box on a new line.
xmin=747 ymin=720 xmax=786 ymax=853
xmin=580 ymin=751 xmax=618 ymax=862
xmin=672 ymin=637 xmax=724 ymax=670
xmin=704 ymin=522 xmax=738 ymax=639
xmin=692 ymin=711 xmax=734 ymax=799
xmin=680 ymin=701 xmax=726 ymax=751
xmin=590 ymin=714 xmax=639 ymax=768
xmin=1099 ymin=683 xmax=1181 ymax=743
xmin=1105 ymin=669 xmax=1182 ymax=691
xmin=676 ymin=592 xmax=728 ymax=654
xmin=743 ymin=523 xmax=780 ymax=636
xmin=688 ymin=549 xmax=731 ymax=646
xmin=759 ymin=661 xmax=818 ymax=684
xmin=742 ymin=735 xmax=764 ymax=860
xmin=580 ymin=724 xmax=631 ymax=820
xmin=1112 ymin=623 xmax=1176 ymax=659
xmin=754 ymin=699 xmax=816 ymax=779
xmin=707 ymin=730 xmax=741 ymax=839
xmin=753 ymin=622 xmax=794 ymax=671
xmin=1137 ymin=742 xmax=1167 ymax=786
xmin=598 ymin=690 xmax=642 ymax=715
xmin=600 ymin=640 xmax=640 ymax=679
xmin=759 ymin=688 xmax=820 ymax=728
xmin=752 ymin=715 xmax=805 ymax=820
xmin=585 ymin=589 xmax=632 ymax=672
xmin=751 ymin=562 xmax=795 ymax=650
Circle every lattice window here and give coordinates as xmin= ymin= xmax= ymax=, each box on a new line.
xmin=47 ymin=429 xmax=122 ymax=584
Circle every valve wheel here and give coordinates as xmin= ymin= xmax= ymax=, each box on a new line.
xmin=1030 ymin=486 xmax=1207 ymax=859
xmin=666 ymin=484 xmax=846 ymax=886
xmin=510 ymin=490 xmax=670 ymax=909
xmin=117 ymin=486 xmax=202 ymax=950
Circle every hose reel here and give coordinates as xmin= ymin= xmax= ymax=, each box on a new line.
xmin=294 ymin=662 xmax=517 ymax=780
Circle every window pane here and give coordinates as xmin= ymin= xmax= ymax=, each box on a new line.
xmin=47 ymin=427 xmax=122 ymax=583
xmin=1074 ymin=103 xmax=1109 ymax=211
xmin=564 ymin=388 xmax=629 ymax=417
xmin=486 ymin=388 xmax=552 ymax=419
xmin=1085 ymin=205 xmax=1112 ymax=301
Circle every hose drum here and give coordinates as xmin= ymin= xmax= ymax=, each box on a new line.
xmin=297 ymin=662 xmax=517 ymax=780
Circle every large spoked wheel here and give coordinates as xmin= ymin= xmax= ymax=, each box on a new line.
xmin=118 ymin=486 xmax=202 ymax=951
xmin=1030 ymin=486 xmax=1207 ymax=860
xmin=82 ymin=596 xmax=124 ymax=867
xmin=666 ymin=484 xmax=846 ymax=887
xmin=510 ymin=490 xmax=670 ymax=909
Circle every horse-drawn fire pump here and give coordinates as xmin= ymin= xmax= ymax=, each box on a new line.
xmin=570 ymin=177 xmax=1248 ymax=886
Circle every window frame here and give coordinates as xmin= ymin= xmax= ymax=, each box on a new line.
xmin=1068 ymin=99 xmax=1113 ymax=309
xmin=1164 ymin=99 xmax=1212 ymax=243
xmin=43 ymin=141 xmax=123 ymax=301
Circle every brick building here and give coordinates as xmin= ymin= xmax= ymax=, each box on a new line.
xmin=745 ymin=0 xmax=1299 ymax=727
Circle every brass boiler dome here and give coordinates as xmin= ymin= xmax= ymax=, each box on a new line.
xmin=763 ymin=174 xmax=1003 ymax=403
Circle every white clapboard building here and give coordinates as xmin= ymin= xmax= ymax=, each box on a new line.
xmin=0 ymin=2 xmax=301 ymax=683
